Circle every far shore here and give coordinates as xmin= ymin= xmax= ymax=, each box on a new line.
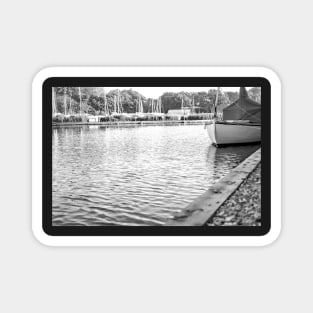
xmin=52 ymin=119 xmax=211 ymax=128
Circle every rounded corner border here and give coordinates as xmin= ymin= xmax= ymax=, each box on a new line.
xmin=32 ymin=66 xmax=281 ymax=247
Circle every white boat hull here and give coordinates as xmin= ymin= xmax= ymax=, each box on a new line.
xmin=206 ymin=121 xmax=261 ymax=145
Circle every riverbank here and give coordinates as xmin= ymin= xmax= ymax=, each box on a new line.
xmin=53 ymin=120 xmax=209 ymax=127
xmin=168 ymin=148 xmax=261 ymax=226
xmin=206 ymin=164 xmax=261 ymax=226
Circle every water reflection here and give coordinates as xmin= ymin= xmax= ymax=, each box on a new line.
xmin=205 ymin=144 xmax=260 ymax=182
xmin=52 ymin=125 xmax=259 ymax=226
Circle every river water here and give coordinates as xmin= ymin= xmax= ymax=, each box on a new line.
xmin=52 ymin=125 xmax=259 ymax=226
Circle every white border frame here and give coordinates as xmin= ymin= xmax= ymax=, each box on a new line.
xmin=32 ymin=67 xmax=281 ymax=246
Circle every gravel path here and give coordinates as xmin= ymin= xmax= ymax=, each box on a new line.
xmin=207 ymin=163 xmax=261 ymax=226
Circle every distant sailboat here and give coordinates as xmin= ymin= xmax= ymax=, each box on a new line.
xmin=103 ymin=88 xmax=109 ymax=116
xmin=180 ymin=96 xmax=189 ymax=117
xmin=150 ymin=97 xmax=164 ymax=118
xmin=111 ymin=89 xmax=124 ymax=116
xmin=157 ymin=96 xmax=162 ymax=113
xmin=206 ymin=87 xmax=261 ymax=146
xmin=136 ymin=95 xmax=144 ymax=117
xmin=151 ymin=99 xmax=154 ymax=113
xmin=117 ymin=89 xmax=123 ymax=114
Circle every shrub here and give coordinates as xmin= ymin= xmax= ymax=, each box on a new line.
xmin=100 ymin=117 xmax=110 ymax=122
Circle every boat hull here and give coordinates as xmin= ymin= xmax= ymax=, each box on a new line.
xmin=206 ymin=121 xmax=261 ymax=146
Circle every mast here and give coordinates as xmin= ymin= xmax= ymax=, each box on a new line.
xmin=69 ymin=89 xmax=72 ymax=115
xmin=138 ymin=95 xmax=143 ymax=113
xmin=239 ymin=87 xmax=248 ymax=98
xmin=118 ymin=93 xmax=120 ymax=113
xmin=120 ymin=91 xmax=123 ymax=113
xmin=158 ymin=96 xmax=162 ymax=113
xmin=239 ymin=87 xmax=248 ymax=106
xmin=113 ymin=95 xmax=117 ymax=113
xmin=214 ymin=87 xmax=220 ymax=118
xmin=103 ymin=88 xmax=108 ymax=115
xmin=117 ymin=89 xmax=122 ymax=114
xmin=78 ymin=87 xmax=82 ymax=115
xmin=117 ymin=91 xmax=119 ymax=113
xmin=52 ymin=87 xmax=56 ymax=116
xmin=192 ymin=94 xmax=195 ymax=114
xmin=63 ymin=88 xmax=67 ymax=115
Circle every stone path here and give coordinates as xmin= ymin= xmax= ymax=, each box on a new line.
xmin=207 ymin=164 xmax=261 ymax=226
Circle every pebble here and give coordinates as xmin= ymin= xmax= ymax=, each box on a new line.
xmin=207 ymin=164 xmax=261 ymax=226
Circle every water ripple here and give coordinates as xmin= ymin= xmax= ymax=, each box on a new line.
xmin=52 ymin=125 xmax=259 ymax=226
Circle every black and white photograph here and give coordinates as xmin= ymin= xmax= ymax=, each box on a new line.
xmin=51 ymin=84 xmax=264 ymax=229
xmin=6 ymin=0 xmax=313 ymax=310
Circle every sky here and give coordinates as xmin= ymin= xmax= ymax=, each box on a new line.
xmin=104 ymin=87 xmax=252 ymax=98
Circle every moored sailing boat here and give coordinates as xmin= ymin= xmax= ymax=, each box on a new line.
xmin=206 ymin=87 xmax=261 ymax=146
xmin=111 ymin=89 xmax=124 ymax=117
xmin=135 ymin=95 xmax=146 ymax=118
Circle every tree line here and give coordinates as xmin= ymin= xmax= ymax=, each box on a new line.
xmin=53 ymin=87 xmax=261 ymax=115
